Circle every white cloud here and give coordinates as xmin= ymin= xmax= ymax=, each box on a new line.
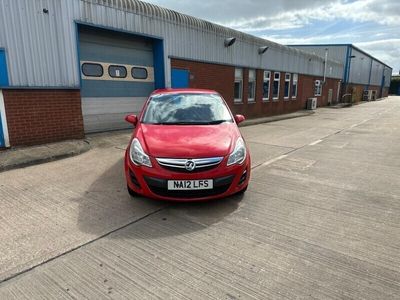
xmin=147 ymin=0 xmax=400 ymax=30
xmin=337 ymin=0 xmax=400 ymax=26
xmin=146 ymin=0 xmax=330 ymax=24
xmin=146 ymin=0 xmax=400 ymax=74
xmin=226 ymin=0 xmax=400 ymax=32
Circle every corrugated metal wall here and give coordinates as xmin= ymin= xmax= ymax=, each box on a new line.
xmin=290 ymin=44 xmax=392 ymax=87
xmin=348 ymin=48 xmax=373 ymax=85
xmin=383 ymin=67 xmax=392 ymax=87
xmin=76 ymin=0 xmax=342 ymax=81
xmin=0 ymin=0 xmax=344 ymax=88
xmin=289 ymin=45 xmax=348 ymax=65
xmin=0 ymin=0 xmax=81 ymax=87
xmin=369 ymin=61 xmax=384 ymax=86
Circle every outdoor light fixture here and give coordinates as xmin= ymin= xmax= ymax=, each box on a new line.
xmin=224 ymin=37 xmax=236 ymax=47
xmin=258 ymin=46 xmax=269 ymax=54
xmin=43 ymin=8 xmax=49 ymax=13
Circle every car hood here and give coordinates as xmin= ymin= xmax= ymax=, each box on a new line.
xmin=139 ymin=123 xmax=240 ymax=158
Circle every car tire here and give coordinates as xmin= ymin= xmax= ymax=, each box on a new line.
xmin=127 ymin=185 xmax=138 ymax=197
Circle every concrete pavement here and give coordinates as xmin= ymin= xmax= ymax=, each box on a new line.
xmin=0 ymin=140 xmax=90 ymax=173
xmin=239 ymin=110 xmax=314 ymax=127
xmin=0 ymin=96 xmax=399 ymax=299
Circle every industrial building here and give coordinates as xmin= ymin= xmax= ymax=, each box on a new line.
xmin=289 ymin=44 xmax=392 ymax=102
xmin=0 ymin=0 xmax=391 ymax=148
xmin=390 ymin=75 xmax=400 ymax=95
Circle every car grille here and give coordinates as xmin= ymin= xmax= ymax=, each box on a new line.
xmin=144 ymin=175 xmax=234 ymax=199
xmin=156 ymin=157 xmax=223 ymax=173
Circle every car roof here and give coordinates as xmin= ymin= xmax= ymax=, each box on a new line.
xmin=150 ymin=88 xmax=218 ymax=96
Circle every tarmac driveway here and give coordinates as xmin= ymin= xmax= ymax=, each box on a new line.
xmin=0 ymin=97 xmax=399 ymax=299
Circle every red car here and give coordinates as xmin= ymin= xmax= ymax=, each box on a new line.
xmin=124 ymin=88 xmax=250 ymax=201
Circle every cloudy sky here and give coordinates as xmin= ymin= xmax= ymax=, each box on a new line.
xmin=147 ymin=0 xmax=399 ymax=74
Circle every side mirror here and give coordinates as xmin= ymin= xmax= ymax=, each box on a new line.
xmin=234 ymin=114 xmax=245 ymax=124
xmin=125 ymin=114 xmax=138 ymax=126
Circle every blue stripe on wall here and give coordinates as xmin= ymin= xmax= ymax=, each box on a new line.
xmin=346 ymin=47 xmax=353 ymax=84
xmin=343 ymin=46 xmax=350 ymax=84
xmin=0 ymin=50 xmax=9 ymax=87
xmin=0 ymin=49 xmax=7 ymax=146
xmin=0 ymin=114 xmax=4 ymax=147
xmin=153 ymin=39 xmax=165 ymax=89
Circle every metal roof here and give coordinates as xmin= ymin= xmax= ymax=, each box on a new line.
xmin=288 ymin=44 xmax=392 ymax=69
xmin=85 ymin=0 xmax=339 ymax=64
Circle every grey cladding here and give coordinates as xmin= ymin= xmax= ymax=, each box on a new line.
xmin=0 ymin=0 xmax=345 ymax=88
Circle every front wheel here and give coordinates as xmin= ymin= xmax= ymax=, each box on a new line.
xmin=237 ymin=185 xmax=248 ymax=194
xmin=127 ymin=185 xmax=138 ymax=197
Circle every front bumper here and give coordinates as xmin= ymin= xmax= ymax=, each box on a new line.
xmin=124 ymin=152 xmax=250 ymax=201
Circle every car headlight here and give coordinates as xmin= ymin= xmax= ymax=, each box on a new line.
xmin=227 ymin=137 xmax=246 ymax=166
xmin=129 ymin=138 xmax=152 ymax=167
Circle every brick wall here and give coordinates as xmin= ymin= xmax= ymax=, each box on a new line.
xmin=383 ymin=87 xmax=389 ymax=97
xmin=300 ymin=76 xmax=340 ymax=106
xmin=344 ymin=84 xmax=364 ymax=103
xmin=170 ymin=59 xmax=235 ymax=104
xmin=171 ymin=58 xmax=341 ymax=118
xmin=3 ymin=89 xmax=84 ymax=146
xmin=342 ymin=84 xmax=383 ymax=102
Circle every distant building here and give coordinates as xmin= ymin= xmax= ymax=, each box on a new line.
xmin=390 ymin=75 xmax=400 ymax=95
xmin=288 ymin=44 xmax=392 ymax=102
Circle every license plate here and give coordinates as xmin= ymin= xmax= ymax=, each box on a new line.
xmin=167 ymin=179 xmax=213 ymax=190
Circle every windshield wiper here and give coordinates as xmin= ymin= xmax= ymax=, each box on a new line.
xmin=150 ymin=120 xmax=231 ymax=125
xmin=155 ymin=121 xmax=202 ymax=125
xmin=204 ymin=120 xmax=231 ymax=125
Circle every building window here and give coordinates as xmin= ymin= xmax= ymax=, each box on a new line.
xmin=248 ymin=69 xmax=256 ymax=102
xmin=109 ymin=65 xmax=127 ymax=78
xmin=234 ymin=68 xmax=243 ymax=103
xmin=82 ymin=63 xmax=103 ymax=77
xmin=263 ymin=71 xmax=270 ymax=101
xmin=292 ymin=74 xmax=298 ymax=99
xmin=314 ymin=80 xmax=322 ymax=96
xmin=273 ymin=72 xmax=280 ymax=100
xmin=132 ymin=67 xmax=148 ymax=79
xmin=284 ymin=73 xmax=291 ymax=100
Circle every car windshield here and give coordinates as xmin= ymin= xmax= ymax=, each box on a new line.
xmin=142 ymin=93 xmax=233 ymax=125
